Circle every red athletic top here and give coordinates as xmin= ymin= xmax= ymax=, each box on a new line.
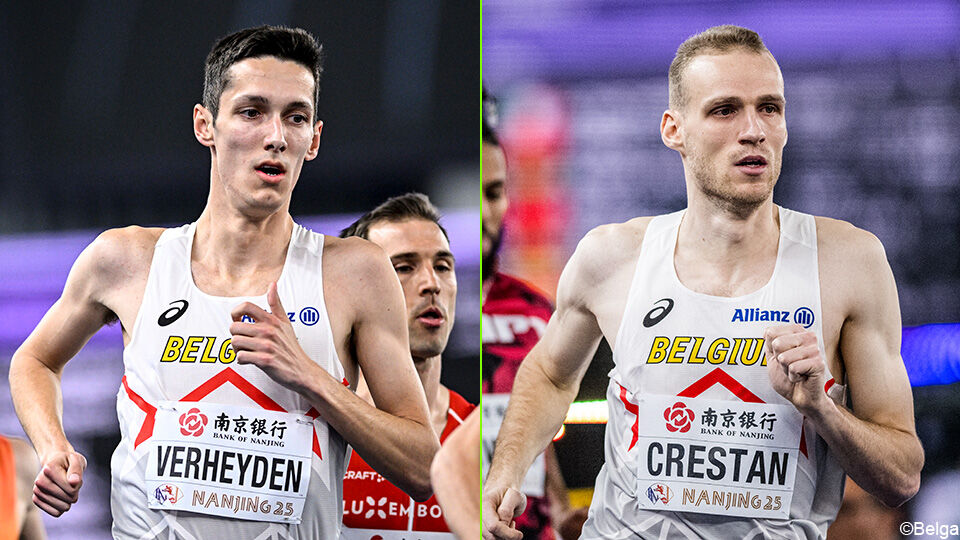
xmin=0 ymin=436 xmax=19 ymax=540
xmin=341 ymin=389 xmax=476 ymax=537
xmin=483 ymin=272 xmax=555 ymax=539
xmin=483 ymin=272 xmax=553 ymax=393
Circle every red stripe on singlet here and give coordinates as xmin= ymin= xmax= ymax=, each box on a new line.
xmin=677 ymin=367 xmax=764 ymax=403
xmin=618 ymin=384 xmax=640 ymax=451
xmin=180 ymin=367 xmax=285 ymax=411
xmin=122 ymin=376 xmax=158 ymax=449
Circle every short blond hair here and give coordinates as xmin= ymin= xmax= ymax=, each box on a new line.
xmin=668 ymin=25 xmax=772 ymax=110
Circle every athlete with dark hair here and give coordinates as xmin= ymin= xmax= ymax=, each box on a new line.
xmin=9 ymin=25 xmax=438 ymax=539
xmin=482 ymin=87 xmax=587 ymax=540
xmin=339 ymin=192 xmax=476 ymax=538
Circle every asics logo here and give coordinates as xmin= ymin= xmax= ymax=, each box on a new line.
xmin=643 ymin=298 xmax=674 ymax=328
xmin=158 ymin=300 xmax=189 ymax=327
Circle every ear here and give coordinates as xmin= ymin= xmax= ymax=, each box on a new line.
xmin=194 ymin=104 xmax=215 ymax=148
xmin=305 ymin=120 xmax=323 ymax=161
xmin=660 ymin=108 xmax=684 ymax=154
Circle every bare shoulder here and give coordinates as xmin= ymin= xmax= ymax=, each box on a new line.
xmin=577 ymin=217 xmax=652 ymax=262
xmin=58 ymin=225 xmax=164 ymax=326
xmin=65 ymin=226 xmax=162 ymax=301
xmin=815 ymin=216 xmax=896 ymax=322
xmin=82 ymin=226 xmax=163 ymax=280
xmin=321 ymin=235 xmax=398 ymax=305
xmin=568 ymin=217 xmax=653 ymax=279
xmin=322 ymin=235 xmax=393 ymax=281
xmin=558 ymin=217 xmax=652 ymax=310
xmin=814 ymin=216 xmax=890 ymax=272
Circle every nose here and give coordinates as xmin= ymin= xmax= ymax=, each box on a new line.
xmin=418 ymin=266 xmax=441 ymax=296
xmin=739 ymin=109 xmax=766 ymax=145
xmin=265 ymin=115 xmax=287 ymax=153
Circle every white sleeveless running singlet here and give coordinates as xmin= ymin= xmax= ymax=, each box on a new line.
xmin=581 ymin=208 xmax=846 ymax=540
xmin=111 ymin=222 xmax=349 ymax=540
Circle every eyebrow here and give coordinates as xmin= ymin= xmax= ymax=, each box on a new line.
xmin=390 ymin=250 xmax=456 ymax=264
xmin=758 ymin=94 xmax=786 ymax=106
xmin=704 ymin=94 xmax=786 ymax=109
xmin=233 ymin=94 xmax=313 ymax=111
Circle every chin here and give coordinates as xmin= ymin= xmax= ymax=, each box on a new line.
xmin=411 ymin=339 xmax=446 ymax=360
xmin=244 ymin=193 xmax=287 ymax=215
xmin=736 ymin=183 xmax=775 ymax=203
xmin=710 ymin=172 xmax=776 ymax=202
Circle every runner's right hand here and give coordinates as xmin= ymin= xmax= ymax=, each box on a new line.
xmin=33 ymin=449 xmax=86 ymax=517
xmin=482 ymin=485 xmax=526 ymax=540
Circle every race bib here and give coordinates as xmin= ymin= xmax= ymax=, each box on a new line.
xmin=481 ymin=393 xmax=545 ymax=497
xmin=633 ymin=394 xmax=802 ymax=519
xmin=145 ymin=401 xmax=313 ymax=523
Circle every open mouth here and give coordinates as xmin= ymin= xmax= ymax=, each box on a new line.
xmin=255 ymin=162 xmax=286 ymax=178
xmin=735 ymin=156 xmax=767 ymax=167
xmin=416 ymin=307 xmax=445 ymax=327
xmin=734 ymin=155 xmax=768 ymax=176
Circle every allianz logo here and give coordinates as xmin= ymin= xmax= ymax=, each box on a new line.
xmin=731 ymin=307 xmax=815 ymax=329
xmin=239 ymin=307 xmax=320 ymax=326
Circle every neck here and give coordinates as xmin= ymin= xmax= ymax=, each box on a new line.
xmin=414 ymin=354 xmax=449 ymax=437
xmin=675 ymin=195 xmax=780 ymax=296
xmin=681 ymin=190 xmax=778 ymax=256
xmin=193 ymin=161 xmax=295 ymax=290
xmin=195 ymin=207 xmax=292 ymax=268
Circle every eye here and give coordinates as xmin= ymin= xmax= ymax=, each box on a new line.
xmin=712 ymin=106 xmax=735 ymax=117
xmin=435 ymin=262 xmax=453 ymax=273
xmin=394 ymin=264 xmax=413 ymax=274
xmin=289 ymin=114 xmax=309 ymax=124
xmin=760 ymin=104 xmax=781 ymax=114
xmin=484 ymin=185 xmax=504 ymax=201
xmin=240 ymin=109 xmax=261 ymax=119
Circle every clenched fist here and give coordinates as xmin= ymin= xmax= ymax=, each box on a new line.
xmin=33 ymin=449 xmax=86 ymax=517
xmin=764 ymin=324 xmax=830 ymax=415
xmin=482 ymin=485 xmax=526 ymax=540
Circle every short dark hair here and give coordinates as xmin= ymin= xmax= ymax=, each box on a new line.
xmin=203 ymin=25 xmax=323 ymax=122
xmin=482 ymin=85 xmax=500 ymax=146
xmin=339 ymin=192 xmax=449 ymax=241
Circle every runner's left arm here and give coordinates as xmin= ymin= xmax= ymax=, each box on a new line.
xmin=765 ymin=225 xmax=923 ymax=507
xmin=230 ymin=249 xmax=437 ymax=501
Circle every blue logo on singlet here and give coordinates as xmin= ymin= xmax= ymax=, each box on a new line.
xmin=299 ymin=307 xmax=320 ymax=326
xmin=793 ymin=307 xmax=815 ymax=329
xmin=731 ymin=306 xmax=815 ymax=329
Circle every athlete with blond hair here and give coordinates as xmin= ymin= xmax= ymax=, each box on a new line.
xmin=483 ymin=25 xmax=923 ymax=539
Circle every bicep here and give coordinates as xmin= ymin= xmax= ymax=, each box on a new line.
xmin=527 ymin=305 xmax=603 ymax=392
xmin=839 ymin=240 xmax=915 ymax=432
xmin=524 ymin=249 xmax=604 ymax=392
